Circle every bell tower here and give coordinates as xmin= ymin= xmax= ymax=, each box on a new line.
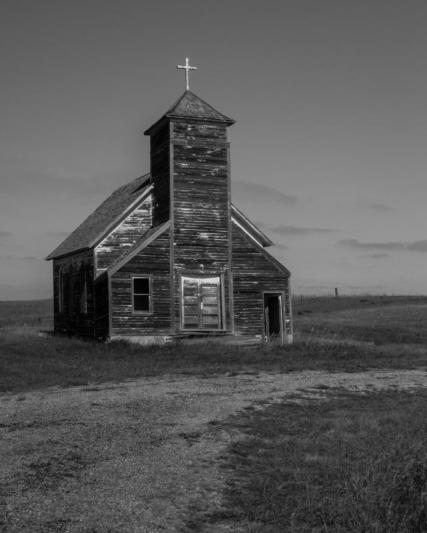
xmin=144 ymin=61 xmax=235 ymax=332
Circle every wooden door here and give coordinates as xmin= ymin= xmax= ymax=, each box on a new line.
xmin=182 ymin=276 xmax=221 ymax=330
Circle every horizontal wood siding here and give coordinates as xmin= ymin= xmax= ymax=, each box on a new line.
xmin=95 ymin=195 xmax=152 ymax=275
xmin=173 ymin=121 xmax=228 ymax=142
xmin=94 ymin=272 xmax=109 ymax=340
xmin=111 ymin=228 xmax=171 ymax=335
xmin=53 ymin=250 xmax=95 ymax=337
xmin=232 ymin=225 xmax=291 ymax=336
xmin=150 ymin=122 xmax=170 ymax=226
xmin=171 ymin=121 xmax=231 ymax=330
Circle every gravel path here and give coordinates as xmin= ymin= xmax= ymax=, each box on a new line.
xmin=2 ymin=368 xmax=427 ymax=532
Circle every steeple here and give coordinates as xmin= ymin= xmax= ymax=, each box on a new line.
xmin=144 ymin=90 xmax=234 ymax=135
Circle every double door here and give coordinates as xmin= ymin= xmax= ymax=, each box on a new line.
xmin=182 ymin=276 xmax=222 ymax=330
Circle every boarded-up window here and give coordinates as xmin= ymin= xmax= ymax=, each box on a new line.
xmin=133 ymin=277 xmax=151 ymax=313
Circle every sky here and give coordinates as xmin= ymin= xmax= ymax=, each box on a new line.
xmin=1 ymin=0 xmax=427 ymax=299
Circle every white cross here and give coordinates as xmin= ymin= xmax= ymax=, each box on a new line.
xmin=177 ymin=57 xmax=197 ymax=91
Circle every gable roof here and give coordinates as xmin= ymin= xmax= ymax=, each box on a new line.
xmin=144 ymin=90 xmax=234 ymax=134
xmin=46 ymin=173 xmax=152 ymax=260
xmin=46 ymin=170 xmax=273 ymax=261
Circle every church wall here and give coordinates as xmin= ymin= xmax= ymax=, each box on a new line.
xmin=110 ymin=228 xmax=171 ymax=336
xmin=53 ymin=250 xmax=95 ymax=338
xmin=150 ymin=122 xmax=171 ymax=226
xmin=232 ymin=225 xmax=291 ymax=337
xmin=171 ymin=120 xmax=232 ymax=330
xmin=93 ymin=272 xmax=109 ymax=340
xmin=94 ymin=195 xmax=153 ymax=275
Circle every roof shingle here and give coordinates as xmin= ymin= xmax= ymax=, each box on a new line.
xmin=46 ymin=173 xmax=152 ymax=260
xmin=144 ymin=91 xmax=234 ymax=134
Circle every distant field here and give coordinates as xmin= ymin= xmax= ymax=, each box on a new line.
xmin=0 ymin=299 xmax=52 ymax=329
xmin=1 ymin=296 xmax=427 ymax=393
xmin=293 ymin=294 xmax=427 ymax=315
xmin=294 ymin=295 xmax=427 ymax=345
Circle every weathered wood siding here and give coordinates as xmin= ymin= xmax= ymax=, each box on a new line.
xmin=95 ymin=195 xmax=152 ymax=275
xmin=232 ymin=225 xmax=291 ymax=336
xmin=53 ymin=250 xmax=95 ymax=337
xmin=110 ymin=228 xmax=171 ymax=335
xmin=94 ymin=272 xmax=109 ymax=340
xmin=171 ymin=120 xmax=232 ymax=331
xmin=150 ymin=122 xmax=171 ymax=226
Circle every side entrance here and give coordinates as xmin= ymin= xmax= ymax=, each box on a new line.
xmin=264 ymin=292 xmax=284 ymax=343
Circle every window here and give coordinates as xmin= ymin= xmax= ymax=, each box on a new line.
xmin=133 ymin=277 xmax=151 ymax=313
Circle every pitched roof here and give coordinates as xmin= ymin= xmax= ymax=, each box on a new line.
xmin=144 ymin=90 xmax=234 ymax=134
xmin=46 ymin=173 xmax=152 ymax=260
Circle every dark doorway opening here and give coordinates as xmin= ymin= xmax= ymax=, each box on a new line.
xmin=264 ymin=293 xmax=283 ymax=342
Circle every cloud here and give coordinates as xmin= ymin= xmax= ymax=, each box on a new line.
xmin=45 ymin=231 xmax=70 ymax=238
xmin=338 ymin=239 xmax=427 ymax=253
xmin=365 ymin=253 xmax=390 ymax=259
xmin=270 ymin=225 xmax=336 ymax=236
xmin=0 ymin=231 xmax=13 ymax=238
xmin=366 ymin=202 xmax=395 ymax=212
xmin=407 ymin=241 xmax=427 ymax=252
xmin=232 ymin=181 xmax=298 ymax=206
xmin=0 ymin=159 xmax=133 ymax=199
xmin=0 ymin=255 xmax=39 ymax=261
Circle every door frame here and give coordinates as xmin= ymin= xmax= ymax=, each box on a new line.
xmin=263 ymin=291 xmax=285 ymax=344
xmin=179 ymin=272 xmax=226 ymax=331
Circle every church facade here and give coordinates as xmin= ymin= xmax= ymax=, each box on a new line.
xmin=47 ymin=89 xmax=293 ymax=344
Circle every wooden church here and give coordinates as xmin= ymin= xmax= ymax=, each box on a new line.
xmin=46 ymin=60 xmax=293 ymax=344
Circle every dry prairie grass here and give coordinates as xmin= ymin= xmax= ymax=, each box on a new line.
xmin=2 ymin=296 xmax=427 ymax=394
xmin=191 ymin=390 xmax=427 ymax=532
xmin=2 ymin=297 xmax=427 ymax=531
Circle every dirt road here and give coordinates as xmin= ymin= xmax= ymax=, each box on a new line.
xmin=2 ymin=368 xmax=427 ymax=532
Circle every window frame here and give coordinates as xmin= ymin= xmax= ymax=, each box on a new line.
xmin=132 ymin=275 xmax=153 ymax=314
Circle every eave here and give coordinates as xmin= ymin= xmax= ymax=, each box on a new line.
xmin=231 ymin=204 xmax=273 ymax=247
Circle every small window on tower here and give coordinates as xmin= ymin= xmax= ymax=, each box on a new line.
xmin=133 ymin=277 xmax=151 ymax=313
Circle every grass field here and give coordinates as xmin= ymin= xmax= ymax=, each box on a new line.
xmin=294 ymin=294 xmax=427 ymax=344
xmin=2 ymin=296 xmax=427 ymax=532
xmin=1 ymin=295 xmax=427 ymax=393
xmin=189 ymin=390 xmax=427 ymax=532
